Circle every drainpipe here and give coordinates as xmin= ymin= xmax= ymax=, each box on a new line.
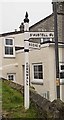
xmin=53 ymin=2 xmax=60 ymax=99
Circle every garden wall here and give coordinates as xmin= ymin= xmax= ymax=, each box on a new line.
xmin=2 ymin=79 xmax=64 ymax=119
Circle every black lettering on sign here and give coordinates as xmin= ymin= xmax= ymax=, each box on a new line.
xmin=26 ymin=62 xmax=29 ymax=85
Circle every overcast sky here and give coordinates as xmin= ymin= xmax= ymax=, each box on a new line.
xmin=0 ymin=0 xmax=53 ymax=33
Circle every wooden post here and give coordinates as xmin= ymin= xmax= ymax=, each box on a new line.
xmin=53 ymin=2 xmax=60 ymax=99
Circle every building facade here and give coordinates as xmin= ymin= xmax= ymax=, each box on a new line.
xmin=0 ymin=2 xmax=64 ymax=101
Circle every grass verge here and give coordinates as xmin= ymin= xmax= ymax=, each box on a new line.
xmin=2 ymin=80 xmax=40 ymax=119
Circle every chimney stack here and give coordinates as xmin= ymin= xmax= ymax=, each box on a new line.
xmin=19 ymin=22 xmax=24 ymax=32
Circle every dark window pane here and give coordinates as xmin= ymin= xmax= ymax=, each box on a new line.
xmin=5 ymin=47 xmax=9 ymax=54
xmin=34 ymin=73 xmax=38 ymax=79
xmin=61 ymin=65 xmax=64 ymax=70
xmin=6 ymin=39 xmax=9 ymax=45
xmin=11 ymin=75 xmax=14 ymax=80
xmin=8 ymin=75 xmax=11 ymax=80
xmin=39 ymin=73 xmax=43 ymax=79
xmin=10 ymin=47 xmax=13 ymax=55
xmin=6 ymin=39 xmax=13 ymax=45
xmin=8 ymin=75 xmax=10 ymax=79
xmin=43 ymin=38 xmax=50 ymax=42
xmin=60 ymin=72 xmax=64 ymax=79
xmin=34 ymin=66 xmax=37 ymax=71
xmin=38 ymin=65 xmax=42 ymax=71
xmin=5 ymin=47 xmax=13 ymax=55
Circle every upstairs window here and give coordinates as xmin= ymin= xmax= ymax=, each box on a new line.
xmin=43 ymin=38 xmax=50 ymax=42
xmin=4 ymin=38 xmax=15 ymax=57
xmin=41 ymin=38 xmax=53 ymax=43
xmin=60 ymin=63 xmax=64 ymax=84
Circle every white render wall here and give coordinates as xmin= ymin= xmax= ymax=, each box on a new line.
xmin=29 ymin=44 xmax=56 ymax=101
xmin=0 ymin=37 xmax=3 ymax=78
xmin=14 ymin=43 xmax=57 ymax=101
xmin=59 ymin=47 xmax=64 ymax=101
xmin=0 ymin=33 xmax=64 ymax=101
xmin=15 ymin=44 xmax=64 ymax=101
xmin=1 ymin=33 xmax=24 ymax=79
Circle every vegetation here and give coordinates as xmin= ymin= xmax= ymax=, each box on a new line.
xmin=2 ymin=80 xmax=40 ymax=119
xmin=0 ymin=80 xmax=2 ymax=111
xmin=0 ymin=80 xmax=2 ymax=96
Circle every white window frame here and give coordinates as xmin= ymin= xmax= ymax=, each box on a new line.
xmin=59 ymin=63 xmax=64 ymax=84
xmin=4 ymin=38 xmax=15 ymax=57
xmin=7 ymin=73 xmax=16 ymax=82
xmin=31 ymin=63 xmax=43 ymax=84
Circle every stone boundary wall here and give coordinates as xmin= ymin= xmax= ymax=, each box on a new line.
xmin=2 ymin=79 xmax=64 ymax=119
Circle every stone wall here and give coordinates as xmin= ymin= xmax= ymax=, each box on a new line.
xmin=2 ymin=79 xmax=64 ymax=119
xmin=30 ymin=89 xmax=64 ymax=119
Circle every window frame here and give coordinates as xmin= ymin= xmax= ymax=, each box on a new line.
xmin=7 ymin=73 xmax=16 ymax=82
xmin=59 ymin=63 xmax=64 ymax=84
xmin=4 ymin=38 xmax=15 ymax=57
xmin=31 ymin=63 xmax=43 ymax=84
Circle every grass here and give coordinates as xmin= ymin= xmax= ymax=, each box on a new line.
xmin=0 ymin=80 xmax=2 ymax=96
xmin=0 ymin=80 xmax=2 ymax=101
xmin=0 ymin=80 xmax=2 ymax=117
xmin=2 ymin=80 xmax=40 ymax=119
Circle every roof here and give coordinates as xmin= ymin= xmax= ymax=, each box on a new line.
xmin=0 ymin=31 xmax=24 ymax=37
xmin=0 ymin=13 xmax=53 ymax=37
xmin=29 ymin=13 xmax=53 ymax=30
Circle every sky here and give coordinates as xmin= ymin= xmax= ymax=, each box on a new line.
xmin=0 ymin=0 xmax=53 ymax=33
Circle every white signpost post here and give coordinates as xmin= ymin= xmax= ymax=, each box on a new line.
xmin=24 ymin=12 xmax=54 ymax=109
xmin=24 ymin=12 xmax=42 ymax=109
xmin=24 ymin=12 xmax=29 ymax=109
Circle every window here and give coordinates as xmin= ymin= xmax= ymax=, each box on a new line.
xmin=43 ymin=38 xmax=50 ymax=42
xmin=61 ymin=65 xmax=64 ymax=70
xmin=32 ymin=63 xmax=43 ymax=84
xmin=60 ymin=64 xmax=64 ymax=84
xmin=4 ymin=38 xmax=15 ymax=57
xmin=60 ymin=72 xmax=64 ymax=79
xmin=41 ymin=38 xmax=50 ymax=43
xmin=34 ymin=65 xmax=43 ymax=79
xmin=41 ymin=38 xmax=53 ymax=43
xmin=7 ymin=74 xmax=15 ymax=82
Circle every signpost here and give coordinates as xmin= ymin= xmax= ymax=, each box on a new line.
xmin=24 ymin=12 xmax=41 ymax=109
xmin=24 ymin=12 xmax=29 ymax=109
xmin=29 ymin=32 xmax=54 ymax=39
xmin=24 ymin=12 xmax=54 ymax=109
xmin=29 ymin=42 xmax=40 ymax=49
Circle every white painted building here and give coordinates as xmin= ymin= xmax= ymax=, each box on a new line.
xmin=0 ymin=2 xmax=64 ymax=102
